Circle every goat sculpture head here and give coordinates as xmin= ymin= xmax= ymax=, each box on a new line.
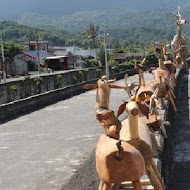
xmin=117 ymin=100 xmax=149 ymax=119
xmin=96 ymin=109 xmax=121 ymax=139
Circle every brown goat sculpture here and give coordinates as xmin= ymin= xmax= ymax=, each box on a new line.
xmin=86 ymin=76 xmax=146 ymax=190
xmin=84 ymin=76 xmax=126 ymax=138
xmin=150 ymin=43 xmax=177 ymax=111
xmin=118 ymin=101 xmax=165 ymax=190
xmin=163 ymin=44 xmax=177 ymax=87
xmin=171 ymin=9 xmax=188 ymax=71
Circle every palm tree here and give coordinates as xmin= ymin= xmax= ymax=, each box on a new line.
xmin=84 ymin=24 xmax=99 ymax=49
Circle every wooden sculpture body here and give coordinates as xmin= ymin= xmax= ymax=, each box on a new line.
xmin=94 ymin=77 xmax=145 ymax=190
xmin=164 ymin=60 xmax=176 ymax=87
xmin=96 ymin=135 xmax=145 ymax=190
xmin=151 ymin=55 xmax=177 ymax=111
xmin=119 ymin=101 xmax=165 ymax=190
xmin=163 ymin=44 xmax=177 ymax=87
xmin=95 ymin=78 xmax=111 ymax=110
xmin=171 ymin=19 xmax=188 ymax=70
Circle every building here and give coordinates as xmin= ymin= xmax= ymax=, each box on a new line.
xmin=22 ymin=41 xmax=49 ymax=53
xmin=113 ymin=52 xmax=144 ymax=63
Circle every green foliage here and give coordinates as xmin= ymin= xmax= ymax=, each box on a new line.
xmin=55 ymin=74 xmax=64 ymax=88
xmin=0 ymin=21 xmax=71 ymax=46
xmin=145 ymin=54 xmax=158 ymax=65
xmin=9 ymin=85 xmax=17 ymax=93
xmin=34 ymin=76 xmax=43 ymax=85
xmin=87 ymin=59 xmax=99 ymax=67
xmin=14 ymin=7 xmax=190 ymax=46
xmin=111 ymin=65 xmax=120 ymax=73
xmin=96 ymin=68 xmax=102 ymax=78
xmin=0 ymin=41 xmax=25 ymax=71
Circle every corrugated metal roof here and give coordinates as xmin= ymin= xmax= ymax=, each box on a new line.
xmin=46 ymin=56 xmax=68 ymax=60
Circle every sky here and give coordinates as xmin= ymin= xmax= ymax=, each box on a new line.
xmin=0 ymin=0 xmax=181 ymax=17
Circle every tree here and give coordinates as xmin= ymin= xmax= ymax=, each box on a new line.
xmin=83 ymin=24 xmax=99 ymax=48
xmin=0 ymin=41 xmax=25 ymax=73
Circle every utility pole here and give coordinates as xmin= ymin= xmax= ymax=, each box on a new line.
xmin=36 ymin=36 xmax=41 ymax=74
xmin=104 ymin=33 xmax=109 ymax=79
xmin=1 ymin=36 xmax=6 ymax=82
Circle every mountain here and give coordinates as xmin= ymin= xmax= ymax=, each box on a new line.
xmin=0 ymin=0 xmax=189 ymax=18
xmin=0 ymin=0 xmax=190 ymax=47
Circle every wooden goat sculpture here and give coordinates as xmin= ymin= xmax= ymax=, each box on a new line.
xmin=118 ymin=101 xmax=165 ymax=190
xmin=171 ymin=6 xmax=188 ymax=71
xmin=88 ymin=77 xmax=145 ymax=190
xmin=84 ymin=76 xmax=126 ymax=138
xmin=150 ymin=42 xmax=177 ymax=111
xmin=163 ymin=44 xmax=177 ymax=87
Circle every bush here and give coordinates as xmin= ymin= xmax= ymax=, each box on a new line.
xmin=34 ymin=77 xmax=43 ymax=85
xmin=55 ymin=74 xmax=63 ymax=88
xmin=9 ymin=85 xmax=17 ymax=93
xmin=96 ymin=68 xmax=102 ymax=78
xmin=111 ymin=65 xmax=120 ymax=73
xmin=87 ymin=59 xmax=99 ymax=67
xmin=145 ymin=54 xmax=158 ymax=65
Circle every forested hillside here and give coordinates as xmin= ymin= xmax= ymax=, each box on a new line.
xmin=0 ymin=0 xmax=190 ymax=47
xmin=0 ymin=21 xmax=73 ymax=46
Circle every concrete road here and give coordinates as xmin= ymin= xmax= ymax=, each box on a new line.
xmin=0 ymin=73 xmax=152 ymax=190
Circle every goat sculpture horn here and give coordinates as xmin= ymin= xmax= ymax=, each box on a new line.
xmin=117 ymin=101 xmax=128 ymax=118
xmin=83 ymin=83 xmax=98 ymax=90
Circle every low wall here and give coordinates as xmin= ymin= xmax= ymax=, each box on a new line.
xmin=162 ymin=68 xmax=183 ymax=188
xmin=0 ymin=67 xmax=138 ymax=105
xmin=0 ymin=67 xmax=138 ymax=123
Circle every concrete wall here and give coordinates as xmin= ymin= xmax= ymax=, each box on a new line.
xmin=0 ymin=67 xmax=138 ymax=123
xmin=13 ymin=55 xmax=28 ymax=75
xmin=0 ymin=67 xmax=138 ymax=105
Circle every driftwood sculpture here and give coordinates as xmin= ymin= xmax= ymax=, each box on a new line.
xmin=96 ymin=135 xmax=145 ymax=190
xmin=134 ymin=59 xmax=154 ymax=103
xmin=84 ymin=76 xmax=126 ymax=138
xmin=150 ymin=42 xmax=177 ymax=111
xmin=163 ymin=44 xmax=177 ymax=87
xmin=88 ymin=77 xmax=145 ymax=190
xmin=118 ymin=101 xmax=165 ymax=190
xmin=170 ymin=6 xmax=188 ymax=71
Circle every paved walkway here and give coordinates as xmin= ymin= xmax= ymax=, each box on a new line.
xmin=169 ymin=71 xmax=190 ymax=190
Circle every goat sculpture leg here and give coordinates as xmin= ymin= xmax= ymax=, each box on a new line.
xmin=98 ymin=180 xmax=104 ymax=190
xmin=151 ymin=160 xmax=166 ymax=189
xmin=132 ymin=180 xmax=143 ymax=190
xmin=167 ymin=89 xmax=177 ymax=111
xmin=146 ymin=164 xmax=164 ymax=190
